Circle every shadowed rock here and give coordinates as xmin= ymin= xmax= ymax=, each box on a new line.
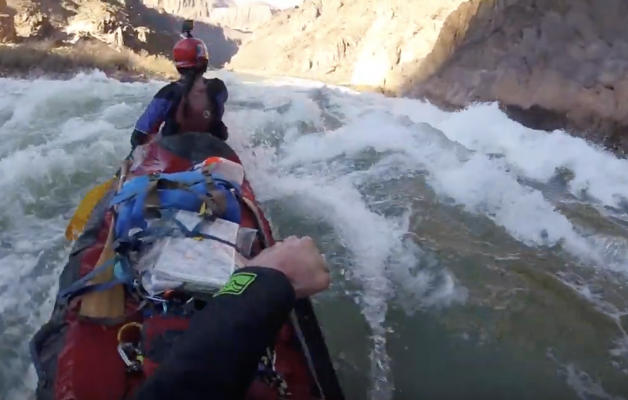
xmin=0 ymin=0 xmax=16 ymax=42
xmin=141 ymin=0 xmax=277 ymax=32
xmin=227 ymin=0 xmax=628 ymax=155
xmin=2 ymin=0 xmax=241 ymax=68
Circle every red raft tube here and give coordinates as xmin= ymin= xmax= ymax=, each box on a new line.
xmin=30 ymin=132 xmax=345 ymax=400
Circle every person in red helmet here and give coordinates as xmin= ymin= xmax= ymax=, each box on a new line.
xmin=129 ymin=21 xmax=230 ymax=151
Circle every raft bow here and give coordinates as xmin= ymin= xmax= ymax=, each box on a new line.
xmin=31 ymin=132 xmax=345 ymax=400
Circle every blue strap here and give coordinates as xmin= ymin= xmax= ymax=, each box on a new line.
xmin=116 ymin=217 xmax=236 ymax=249
xmin=212 ymin=174 xmax=242 ymax=196
xmin=110 ymin=175 xmax=151 ymax=206
xmin=111 ymin=171 xmax=241 ymax=208
xmin=58 ymin=258 xmax=116 ymax=300
xmin=113 ymin=213 xmax=237 ymax=262
xmin=112 ymin=171 xmax=243 ymax=239
xmin=60 ymin=210 xmax=237 ymax=303
xmin=171 ymin=218 xmax=237 ymax=248
xmin=57 ymin=257 xmax=135 ymax=303
xmin=160 ymin=171 xmax=208 ymax=186
xmin=61 ymin=279 xmax=128 ymax=304
xmin=110 ymin=171 xmax=206 ymax=207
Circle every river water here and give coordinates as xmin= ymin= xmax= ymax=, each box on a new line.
xmin=1 ymin=71 xmax=628 ymax=400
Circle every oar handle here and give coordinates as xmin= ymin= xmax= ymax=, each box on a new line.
xmin=113 ymin=149 xmax=134 ymax=185
xmin=117 ymin=158 xmax=132 ymax=191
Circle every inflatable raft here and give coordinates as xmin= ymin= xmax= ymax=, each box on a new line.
xmin=30 ymin=132 xmax=345 ymax=400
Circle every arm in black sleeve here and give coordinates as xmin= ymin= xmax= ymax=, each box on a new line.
xmin=209 ymin=120 xmax=229 ymax=141
xmin=131 ymin=266 xmax=296 ymax=400
xmin=130 ymin=129 xmax=146 ymax=149
xmin=206 ymin=78 xmax=228 ymax=117
xmin=205 ymin=78 xmax=229 ymax=141
xmin=131 ymin=83 xmax=179 ymax=148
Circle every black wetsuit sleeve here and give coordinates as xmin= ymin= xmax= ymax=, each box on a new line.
xmin=210 ymin=120 xmax=229 ymax=141
xmin=206 ymin=78 xmax=229 ymax=141
xmin=133 ymin=83 xmax=178 ymax=135
xmin=131 ymin=266 xmax=296 ymax=400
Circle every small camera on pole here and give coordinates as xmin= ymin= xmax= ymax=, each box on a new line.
xmin=182 ymin=19 xmax=194 ymax=38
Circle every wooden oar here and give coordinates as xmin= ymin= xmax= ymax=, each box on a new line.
xmin=79 ymin=159 xmax=131 ymax=319
xmin=65 ymin=150 xmax=134 ymax=241
xmin=64 ymin=178 xmax=116 ymax=241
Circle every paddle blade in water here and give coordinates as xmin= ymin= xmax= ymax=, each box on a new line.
xmin=64 ymin=179 xmax=114 ymax=241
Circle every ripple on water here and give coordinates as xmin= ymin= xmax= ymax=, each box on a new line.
xmin=1 ymin=72 xmax=628 ymax=399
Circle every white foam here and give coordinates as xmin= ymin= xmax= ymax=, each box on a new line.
xmin=393 ymin=101 xmax=628 ymax=209
xmin=547 ymin=350 xmax=626 ymax=400
xmin=279 ymin=109 xmax=618 ymax=265
xmin=0 ymin=73 xmax=158 ymax=397
xmin=1 ymin=70 xmax=628 ymax=399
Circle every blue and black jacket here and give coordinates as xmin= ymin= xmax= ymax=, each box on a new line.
xmin=130 ymin=77 xmax=229 ymax=148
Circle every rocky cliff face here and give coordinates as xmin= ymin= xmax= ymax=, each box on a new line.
xmin=226 ymin=0 xmax=481 ymax=88
xmin=4 ymin=0 xmax=173 ymax=52
xmin=0 ymin=0 xmax=16 ymax=42
xmin=227 ymin=0 xmax=628 ymax=154
xmin=141 ymin=0 xmax=277 ymax=32
xmin=0 ymin=0 xmax=240 ymax=67
xmin=207 ymin=5 xmax=276 ymax=32
xmin=140 ymin=0 xmax=234 ymax=20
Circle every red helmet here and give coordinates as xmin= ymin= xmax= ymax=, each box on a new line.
xmin=173 ymin=37 xmax=209 ymax=69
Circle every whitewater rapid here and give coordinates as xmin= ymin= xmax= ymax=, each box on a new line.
xmin=1 ymin=71 xmax=627 ymax=400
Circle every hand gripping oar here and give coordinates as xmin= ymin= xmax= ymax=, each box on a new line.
xmin=64 ymin=151 xmax=133 ymax=241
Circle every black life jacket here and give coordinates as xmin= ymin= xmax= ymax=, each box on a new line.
xmin=162 ymin=78 xmax=228 ymax=140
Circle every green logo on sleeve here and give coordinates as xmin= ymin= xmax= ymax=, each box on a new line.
xmin=215 ymin=272 xmax=257 ymax=296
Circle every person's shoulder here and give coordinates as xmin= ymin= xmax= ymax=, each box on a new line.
xmin=153 ymin=81 xmax=181 ymax=99
xmin=204 ymin=76 xmax=224 ymax=84
xmin=204 ymin=77 xmax=227 ymax=92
